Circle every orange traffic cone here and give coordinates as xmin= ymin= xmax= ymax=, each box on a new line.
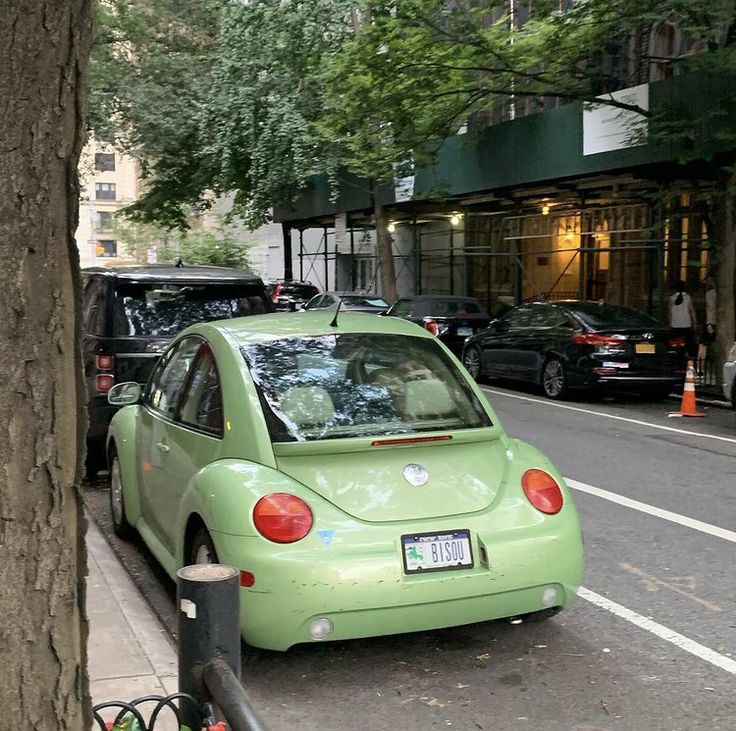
xmin=668 ymin=360 xmax=706 ymax=418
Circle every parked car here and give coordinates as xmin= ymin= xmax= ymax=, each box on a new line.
xmin=386 ymin=295 xmax=491 ymax=355
xmin=266 ymin=279 xmax=320 ymax=311
xmin=82 ymin=264 xmax=272 ymax=476
xmin=724 ymin=340 xmax=736 ymax=409
xmin=106 ymin=312 xmax=583 ymax=650
xmin=303 ymin=291 xmax=390 ymax=314
xmin=461 ymin=300 xmax=687 ymax=400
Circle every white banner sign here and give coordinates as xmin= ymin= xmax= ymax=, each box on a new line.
xmin=583 ymin=84 xmax=649 ymax=156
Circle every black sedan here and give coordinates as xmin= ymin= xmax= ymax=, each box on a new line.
xmin=385 ymin=295 xmax=491 ymax=355
xmin=461 ymin=300 xmax=687 ymax=400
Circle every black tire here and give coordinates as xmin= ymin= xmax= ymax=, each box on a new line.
xmin=462 ymin=345 xmax=483 ymax=382
xmin=109 ymin=452 xmax=135 ymax=540
xmin=541 ymin=357 xmax=567 ymax=400
xmin=188 ymin=526 xmax=219 ymax=566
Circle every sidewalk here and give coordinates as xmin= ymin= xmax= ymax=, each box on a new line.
xmin=86 ymin=517 xmax=179 ymax=728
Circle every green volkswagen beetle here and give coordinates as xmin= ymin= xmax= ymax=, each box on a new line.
xmin=106 ymin=312 xmax=584 ymax=650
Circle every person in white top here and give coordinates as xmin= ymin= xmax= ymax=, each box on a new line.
xmin=668 ymin=280 xmax=697 ymax=358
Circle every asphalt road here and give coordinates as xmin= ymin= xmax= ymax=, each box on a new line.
xmin=84 ymin=387 xmax=736 ymax=731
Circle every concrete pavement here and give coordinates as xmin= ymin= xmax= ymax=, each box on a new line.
xmin=86 ymin=516 xmax=179 ymax=729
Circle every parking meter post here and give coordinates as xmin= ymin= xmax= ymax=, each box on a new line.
xmin=177 ymin=564 xmax=241 ymax=730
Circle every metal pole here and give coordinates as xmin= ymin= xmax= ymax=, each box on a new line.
xmin=324 ymin=226 xmax=329 ymax=290
xmin=203 ymin=659 xmax=268 ymax=731
xmin=449 ymin=223 xmax=455 ymax=295
xmin=349 ymin=226 xmax=356 ymax=290
xmin=413 ymin=216 xmax=421 ymax=295
xmin=299 ymin=229 xmax=304 ymax=282
xmin=282 ymin=224 xmax=293 ymax=281
xmin=177 ymin=564 xmax=241 ymax=731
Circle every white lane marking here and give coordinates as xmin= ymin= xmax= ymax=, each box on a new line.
xmin=578 ymin=586 xmax=736 ymax=676
xmin=566 ymin=478 xmax=736 ymax=544
xmin=482 ymin=387 xmax=736 ymax=446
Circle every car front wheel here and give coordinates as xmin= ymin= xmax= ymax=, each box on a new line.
xmin=542 ymin=357 xmax=567 ymax=400
xmin=462 ymin=346 xmax=482 ymax=382
xmin=109 ymin=453 xmax=135 ymax=540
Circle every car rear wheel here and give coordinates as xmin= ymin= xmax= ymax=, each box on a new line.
xmin=542 ymin=358 xmax=567 ymax=400
xmin=462 ymin=346 xmax=482 ymax=381
xmin=188 ymin=526 xmax=219 ymax=566
xmin=109 ymin=453 xmax=135 ymax=540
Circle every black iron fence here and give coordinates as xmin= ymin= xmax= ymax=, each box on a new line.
xmin=93 ymin=564 xmax=267 ymax=731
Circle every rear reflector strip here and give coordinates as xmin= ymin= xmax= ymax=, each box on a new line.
xmin=371 ymin=435 xmax=453 ymax=447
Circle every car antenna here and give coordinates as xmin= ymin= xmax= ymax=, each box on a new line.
xmin=329 ymin=298 xmax=343 ymax=328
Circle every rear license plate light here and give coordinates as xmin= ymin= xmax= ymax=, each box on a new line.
xmin=401 ymin=529 xmax=473 ymax=574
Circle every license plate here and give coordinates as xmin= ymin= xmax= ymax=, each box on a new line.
xmin=635 ymin=343 xmax=656 ymax=354
xmin=401 ymin=530 xmax=473 ymax=574
xmin=457 ymin=326 xmax=473 ymax=336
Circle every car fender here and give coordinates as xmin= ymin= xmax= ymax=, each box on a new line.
xmin=174 ymin=459 xmax=321 ymax=566
xmin=106 ymin=405 xmax=143 ymax=526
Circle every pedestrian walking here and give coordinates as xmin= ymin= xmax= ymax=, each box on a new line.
xmin=668 ymin=280 xmax=697 ymax=358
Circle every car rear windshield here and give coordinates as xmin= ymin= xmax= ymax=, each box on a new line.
xmin=114 ymin=282 xmax=271 ymax=337
xmin=281 ymin=283 xmax=319 ymax=297
xmin=426 ymin=300 xmax=484 ymax=316
xmin=566 ymin=303 xmax=664 ymax=330
xmin=342 ymin=295 xmax=390 ymax=308
xmin=242 ymin=334 xmax=491 ymax=442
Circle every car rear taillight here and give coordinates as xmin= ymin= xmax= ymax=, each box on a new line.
xmin=253 ymin=493 xmax=313 ymax=543
xmin=521 ymin=469 xmax=563 ymax=515
xmin=572 ymin=333 xmax=626 ymax=346
xmin=667 ymin=335 xmax=686 ymax=348
xmin=423 ymin=318 xmax=440 ymax=336
xmin=96 ymin=354 xmax=114 ymax=370
xmin=96 ymin=374 xmax=115 ymax=393
xmin=271 ymin=283 xmax=283 ymax=303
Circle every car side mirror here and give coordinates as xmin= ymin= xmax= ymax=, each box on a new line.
xmin=107 ymin=382 xmax=142 ymax=406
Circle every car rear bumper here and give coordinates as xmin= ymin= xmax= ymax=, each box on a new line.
xmin=214 ymin=525 xmax=584 ymax=650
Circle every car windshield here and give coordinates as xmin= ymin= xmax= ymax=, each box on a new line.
xmin=566 ymin=303 xmax=664 ymax=330
xmin=342 ymin=295 xmax=390 ymax=308
xmin=114 ymin=282 xmax=270 ymax=337
xmin=242 ymin=334 xmax=491 ymax=442
xmin=428 ymin=300 xmax=483 ymax=316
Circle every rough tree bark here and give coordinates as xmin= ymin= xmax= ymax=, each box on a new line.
xmin=0 ymin=1 xmax=93 ymax=728
xmin=372 ymin=187 xmax=398 ymax=302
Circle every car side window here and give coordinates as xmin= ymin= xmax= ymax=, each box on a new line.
xmin=145 ymin=337 xmax=201 ymax=420
xmin=391 ymin=300 xmax=412 ymax=317
xmin=83 ymin=277 xmax=108 ymax=337
xmin=502 ymin=307 xmax=532 ymax=330
xmin=305 ymin=295 xmax=322 ymax=310
xmin=178 ymin=344 xmax=224 ymax=437
xmin=527 ymin=305 xmax=553 ymax=328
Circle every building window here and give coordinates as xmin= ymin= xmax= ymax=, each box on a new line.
xmin=96 ymin=240 xmax=117 ymax=258
xmin=94 ymin=152 xmax=116 ymax=172
xmin=95 ymin=182 xmax=116 ymax=200
xmin=97 ymin=211 xmax=115 ymax=230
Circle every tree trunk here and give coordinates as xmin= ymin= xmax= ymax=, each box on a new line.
xmin=712 ymin=176 xmax=736 ymax=381
xmin=373 ymin=193 xmax=398 ymax=302
xmin=0 ymin=2 xmax=93 ymax=728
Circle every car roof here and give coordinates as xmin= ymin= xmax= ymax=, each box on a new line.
xmin=82 ymin=264 xmax=263 ymax=284
xmin=192 ymin=311 xmax=434 ymax=345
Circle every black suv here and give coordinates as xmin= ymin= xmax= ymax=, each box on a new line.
xmin=266 ymin=279 xmax=320 ymax=311
xmin=82 ymin=264 xmax=272 ymax=475
xmin=385 ymin=295 xmax=491 ymax=355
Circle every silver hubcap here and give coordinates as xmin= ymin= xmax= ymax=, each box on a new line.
xmin=110 ymin=458 xmax=124 ymax=526
xmin=543 ymin=360 xmax=564 ymax=397
xmin=194 ymin=542 xmax=215 ymax=565
xmin=464 ymin=348 xmax=480 ymax=379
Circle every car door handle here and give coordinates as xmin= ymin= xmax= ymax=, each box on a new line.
xmin=156 ymin=442 xmax=170 ymax=453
